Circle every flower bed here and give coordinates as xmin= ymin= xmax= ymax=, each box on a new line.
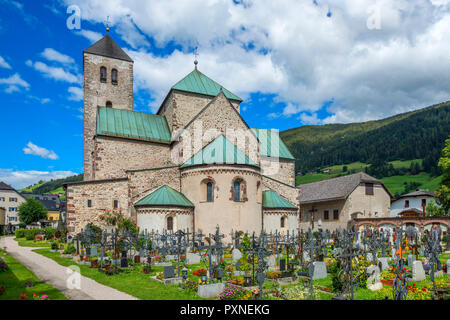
xmin=219 ymin=284 xmax=251 ymax=300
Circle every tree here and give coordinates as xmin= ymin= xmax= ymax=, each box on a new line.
xmin=425 ymin=199 xmax=443 ymax=217
xmin=17 ymin=198 xmax=47 ymax=225
xmin=435 ymin=136 xmax=450 ymax=215
xmin=342 ymin=165 xmax=348 ymax=172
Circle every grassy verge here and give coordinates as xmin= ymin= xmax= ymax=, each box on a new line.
xmin=14 ymin=237 xmax=51 ymax=248
xmin=34 ymin=249 xmax=207 ymax=300
xmin=0 ymin=249 xmax=68 ymax=300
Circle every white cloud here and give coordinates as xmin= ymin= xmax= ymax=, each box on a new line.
xmin=0 ymin=56 xmax=11 ymax=69
xmin=298 ymin=112 xmax=322 ymax=125
xmin=23 ymin=142 xmax=59 ymax=160
xmin=76 ymin=29 xmax=103 ymax=43
xmin=0 ymin=73 xmax=29 ymax=93
xmin=62 ymin=0 xmax=450 ymax=123
xmin=41 ymin=48 xmax=74 ymax=64
xmin=68 ymin=86 xmax=83 ymax=101
xmin=26 ymin=60 xmax=81 ymax=83
xmin=0 ymin=169 xmax=77 ymax=190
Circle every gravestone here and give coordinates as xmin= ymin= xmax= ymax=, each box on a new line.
xmin=378 ymin=257 xmax=390 ymax=271
xmin=86 ymin=247 xmax=91 ymax=257
xmin=185 ymin=253 xmax=201 ymax=265
xmin=412 ymin=261 xmax=426 ymax=282
xmin=366 ymin=253 xmax=373 ymax=263
xmin=164 ymin=266 xmax=175 ymax=279
xmin=366 ymin=265 xmax=380 ymax=278
xmin=90 ymin=247 xmax=97 ymax=257
xmin=232 ymin=248 xmax=242 ymax=261
xmin=120 ymin=251 xmax=128 ymax=268
xmin=197 ymin=283 xmax=226 ymax=298
xmin=267 ymin=256 xmax=276 ymax=268
xmin=312 ymin=261 xmax=327 ymax=280
xmin=434 ymin=270 xmax=444 ymax=278
xmin=165 ymin=255 xmax=176 ymax=261
xmin=447 ymin=260 xmax=450 ymax=275
xmin=279 ymin=259 xmax=286 ymax=272
xmin=407 ymin=254 xmax=415 ymax=267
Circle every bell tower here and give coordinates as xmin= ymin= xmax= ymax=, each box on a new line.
xmin=82 ymin=29 xmax=134 ymax=180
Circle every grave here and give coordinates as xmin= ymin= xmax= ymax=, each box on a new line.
xmin=377 ymin=257 xmax=390 ymax=271
xmin=366 ymin=253 xmax=373 ymax=263
xmin=267 ymin=256 xmax=276 ymax=268
xmin=312 ymin=261 xmax=327 ymax=280
xmin=447 ymin=260 xmax=450 ymax=275
xmin=412 ymin=261 xmax=426 ymax=282
xmin=232 ymin=248 xmax=242 ymax=261
xmin=185 ymin=253 xmax=201 ymax=265
xmin=407 ymin=254 xmax=415 ymax=267
xmin=165 ymin=255 xmax=177 ymax=261
xmin=197 ymin=283 xmax=225 ymax=298
xmin=164 ymin=265 xmax=175 ymax=279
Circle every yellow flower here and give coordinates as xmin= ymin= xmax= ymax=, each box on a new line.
xmin=198 ymin=278 xmax=201 ymax=284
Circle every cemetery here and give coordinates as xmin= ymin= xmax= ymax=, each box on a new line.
xmin=17 ymin=212 xmax=449 ymax=301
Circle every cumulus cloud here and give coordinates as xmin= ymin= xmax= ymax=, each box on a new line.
xmin=0 ymin=56 xmax=11 ymax=69
xmin=23 ymin=142 xmax=59 ymax=160
xmin=62 ymin=0 xmax=450 ymax=123
xmin=68 ymin=86 xmax=83 ymax=101
xmin=41 ymin=48 xmax=74 ymax=64
xmin=26 ymin=60 xmax=81 ymax=83
xmin=76 ymin=29 xmax=103 ymax=43
xmin=0 ymin=73 xmax=29 ymax=93
xmin=0 ymin=169 xmax=77 ymax=190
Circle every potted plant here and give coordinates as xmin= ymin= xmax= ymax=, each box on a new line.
xmin=193 ymin=269 xmax=208 ymax=283
xmin=380 ymin=268 xmax=396 ymax=286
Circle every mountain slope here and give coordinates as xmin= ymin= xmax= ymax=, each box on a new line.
xmin=19 ymin=174 xmax=83 ymax=195
xmin=280 ymin=101 xmax=450 ymax=174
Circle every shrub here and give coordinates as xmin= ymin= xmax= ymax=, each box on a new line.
xmin=24 ymin=229 xmax=44 ymax=241
xmin=44 ymin=228 xmax=57 ymax=240
xmin=15 ymin=228 xmax=26 ymax=238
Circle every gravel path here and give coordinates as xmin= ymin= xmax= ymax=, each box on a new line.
xmin=0 ymin=236 xmax=138 ymax=300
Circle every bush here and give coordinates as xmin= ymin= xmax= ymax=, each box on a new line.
xmin=15 ymin=228 xmax=26 ymax=238
xmin=45 ymin=228 xmax=57 ymax=240
xmin=24 ymin=229 xmax=44 ymax=241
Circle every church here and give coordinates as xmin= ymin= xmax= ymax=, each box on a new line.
xmin=64 ymin=31 xmax=299 ymax=238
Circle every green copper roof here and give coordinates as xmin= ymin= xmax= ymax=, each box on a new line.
xmin=251 ymin=128 xmax=295 ymax=160
xmin=181 ymin=135 xmax=259 ymax=168
xmin=135 ymin=185 xmax=194 ymax=207
xmin=172 ymin=69 xmax=243 ymax=101
xmin=262 ymin=190 xmax=297 ymax=209
xmin=97 ymin=107 xmax=171 ymax=143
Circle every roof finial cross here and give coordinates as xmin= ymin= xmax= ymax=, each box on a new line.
xmin=105 ymin=15 xmax=111 ymax=33
xmin=194 ymin=46 xmax=199 ymax=69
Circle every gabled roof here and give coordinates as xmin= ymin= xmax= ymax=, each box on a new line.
xmin=395 ymin=190 xmax=435 ymax=200
xmin=181 ymin=135 xmax=259 ymax=169
xmin=299 ymin=172 xmax=391 ymax=204
xmin=172 ymin=68 xmax=242 ymax=102
xmin=0 ymin=181 xmax=15 ymax=191
xmin=97 ymin=107 xmax=171 ymax=143
xmin=135 ymin=185 xmax=194 ymax=207
xmin=251 ymin=128 xmax=295 ymax=160
xmin=83 ymin=34 xmax=133 ymax=62
xmin=263 ymin=190 xmax=297 ymax=209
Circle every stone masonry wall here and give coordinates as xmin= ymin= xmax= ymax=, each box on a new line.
xmin=93 ymin=136 xmax=172 ymax=180
xmin=260 ymin=157 xmax=295 ymax=186
xmin=262 ymin=176 xmax=299 ymax=206
xmin=66 ymin=179 xmax=129 ymax=235
xmin=83 ymin=53 xmax=133 ymax=180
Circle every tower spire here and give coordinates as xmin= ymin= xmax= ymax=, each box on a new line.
xmin=194 ymin=46 xmax=199 ymax=69
xmin=105 ymin=15 xmax=110 ymax=34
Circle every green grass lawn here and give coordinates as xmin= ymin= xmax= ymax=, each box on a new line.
xmin=0 ymin=249 xmax=68 ymax=300
xmin=381 ymin=172 xmax=441 ymax=195
xmin=34 ymin=249 xmax=207 ymax=300
xmin=14 ymin=237 xmax=51 ymax=248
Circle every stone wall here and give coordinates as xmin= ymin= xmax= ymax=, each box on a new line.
xmin=299 ymin=200 xmax=347 ymax=231
xmin=263 ymin=209 xmax=298 ymax=233
xmin=262 ymin=176 xmax=299 ymax=206
xmin=66 ymin=178 xmax=129 ymax=235
xmin=261 ymin=157 xmax=295 ymax=186
xmin=83 ymin=53 xmax=133 ymax=180
xmin=158 ymin=90 xmax=240 ymax=133
xmin=93 ymin=136 xmax=172 ymax=179
xmin=173 ymin=92 xmax=259 ymax=166
xmin=136 ymin=207 xmax=193 ymax=233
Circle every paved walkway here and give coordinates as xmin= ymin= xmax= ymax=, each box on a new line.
xmin=0 ymin=236 xmax=138 ymax=300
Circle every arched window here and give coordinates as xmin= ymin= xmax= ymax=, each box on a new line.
xmin=281 ymin=216 xmax=286 ymax=228
xmin=206 ymin=182 xmax=213 ymax=202
xmin=167 ymin=216 xmax=173 ymax=231
xmin=234 ymin=181 xmax=241 ymax=202
xmin=100 ymin=66 xmax=107 ymax=83
xmin=106 ymin=101 xmax=112 ymax=108
xmin=111 ymin=68 xmax=118 ymax=85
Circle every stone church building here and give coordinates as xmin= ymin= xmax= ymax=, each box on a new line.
xmin=64 ymin=32 xmax=299 ymax=238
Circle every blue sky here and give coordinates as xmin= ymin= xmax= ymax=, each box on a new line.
xmin=1 ymin=0 xmax=449 ymax=189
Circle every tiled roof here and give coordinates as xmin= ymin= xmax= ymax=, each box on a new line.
xmin=97 ymin=107 xmax=171 ymax=143
xmin=263 ymin=190 xmax=297 ymax=209
xmin=172 ymin=69 xmax=242 ymax=101
xmin=396 ymin=190 xmax=435 ymax=199
xmin=181 ymin=135 xmax=259 ymax=168
xmin=251 ymin=128 xmax=295 ymax=160
xmin=84 ymin=34 xmax=133 ymax=62
xmin=299 ymin=172 xmax=389 ymax=204
xmin=0 ymin=181 xmax=15 ymax=191
xmin=135 ymin=185 xmax=194 ymax=207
